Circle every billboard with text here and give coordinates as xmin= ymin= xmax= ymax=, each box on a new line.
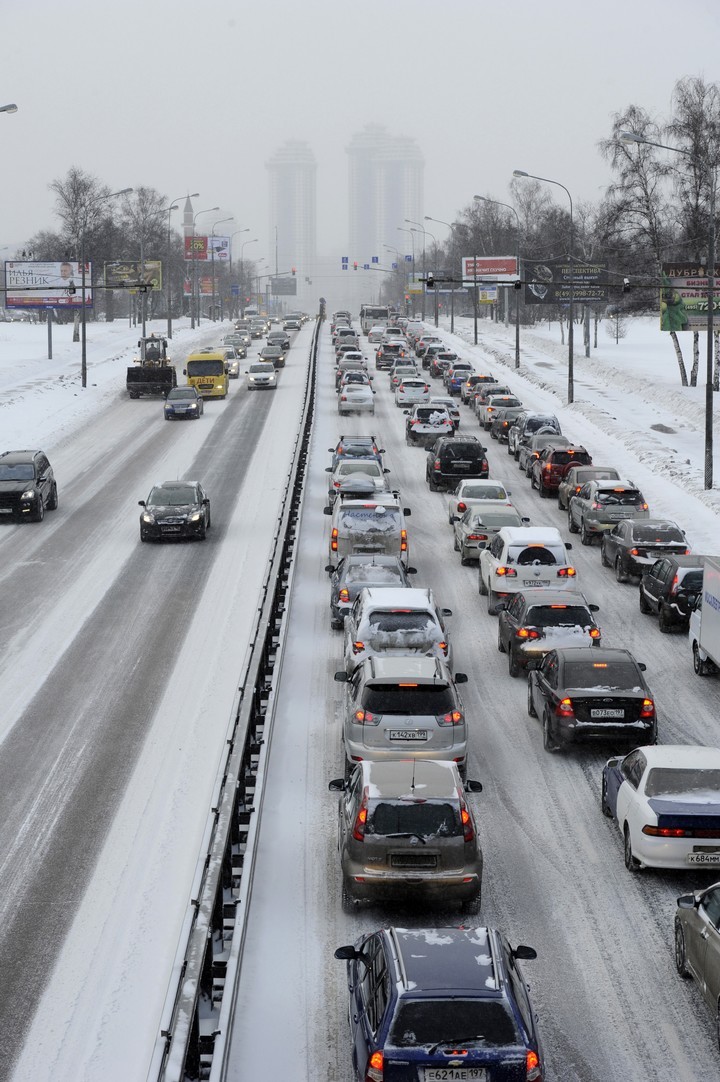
xmin=462 ymin=255 xmax=517 ymax=286
xmin=523 ymin=259 xmax=607 ymax=305
xmin=4 ymin=261 xmax=92 ymax=308
xmin=660 ymin=263 xmax=720 ymax=330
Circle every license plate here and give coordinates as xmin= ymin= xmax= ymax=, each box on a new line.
xmin=590 ymin=708 xmax=624 ymax=719
xmin=389 ymin=730 xmax=427 ymax=741
xmin=0 ymin=508 xmax=12 ymax=514
xmin=423 ymin=1069 xmax=487 ymax=1081
xmin=162 ymin=526 xmax=182 ymax=532
xmin=688 ymin=853 xmax=720 ymax=865
xmin=523 ymin=579 xmax=550 ymax=587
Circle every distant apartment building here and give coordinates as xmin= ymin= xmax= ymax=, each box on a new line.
xmin=266 ymin=141 xmax=317 ymax=309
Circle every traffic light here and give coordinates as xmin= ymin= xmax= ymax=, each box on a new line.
xmin=622 ymin=278 xmax=630 ymax=293
xmin=291 ymin=266 xmax=296 ymax=276
xmin=353 ymin=261 xmax=358 ymax=271
xmin=513 ymin=279 xmax=522 ymax=290
xmin=426 ymin=272 xmax=435 ymax=289
xmin=67 ymin=283 xmax=76 ymax=295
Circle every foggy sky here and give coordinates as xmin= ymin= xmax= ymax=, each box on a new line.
xmin=2 ymin=0 xmax=719 ymax=266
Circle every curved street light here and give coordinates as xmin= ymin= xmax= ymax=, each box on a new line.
xmin=0 ymin=103 xmax=18 ymax=115
xmin=425 ymin=217 xmax=458 ymax=331
xmin=211 ymin=216 xmax=234 ymax=322
xmin=237 ymin=236 xmax=257 ymax=318
xmin=474 ymin=195 xmax=521 ymax=366
xmin=513 ymin=169 xmax=574 ymax=401
xmin=166 ymin=192 xmax=199 ymax=338
xmin=190 ymin=207 xmax=219 ymax=328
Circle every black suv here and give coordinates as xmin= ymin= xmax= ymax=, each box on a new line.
xmin=426 ymin=436 xmax=488 ymax=491
xmin=0 ymin=449 xmax=58 ymax=521
xmin=639 ymin=554 xmax=706 ymax=632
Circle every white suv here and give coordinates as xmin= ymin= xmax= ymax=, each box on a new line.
xmin=342 ymin=587 xmax=453 ymax=673
xmin=478 ymin=527 xmax=577 ymax=614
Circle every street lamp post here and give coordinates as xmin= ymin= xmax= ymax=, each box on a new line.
xmin=80 ymin=186 xmax=133 ymax=388
xmin=513 ymin=170 xmax=574 ymax=401
xmin=236 ymin=237 xmax=257 ymax=317
xmin=383 ymin=244 xmax=403 ymax=308
xmin=228 ymin=229 xmax=250 ymax=317
xmin=425 ymin=216 xmax=457 ymax=332
xmin=211 ymin=216 xmax=233 ymax=322
xmin=406 ymin=219 xmax=427 ymax=319
xmin=474 ymin=195 xmax=522 ymax=367
xmin=620 ymin=131 xmax=716 ymax=488
xmin=0 ymin=104 xmax=18 ymax=115
xmin=166 ymin=192 xmax=199 ymax=338
xmin=397 ymin=228 xmax=415 ymax=316
xmin=191 ymin=207 xmax=219 ymax=329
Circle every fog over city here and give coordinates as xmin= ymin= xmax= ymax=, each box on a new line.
xmin=2 ymin=0 xmax=719 ymax=294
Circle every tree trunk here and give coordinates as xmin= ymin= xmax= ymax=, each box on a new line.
xmin=72 ymin=312 xmax=80 ymax=343
xmin=690 ymin=331 xmax=700 ymax=386
xmin=594 ymin=312 xmax=598 ymax=349
xmin=670 ymin=330 xmax=689 ymax=386
xmin=559 ymin=314 xmax=565 ymax=346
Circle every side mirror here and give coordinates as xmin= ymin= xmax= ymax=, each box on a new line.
xmin=511 ymin=945 xmax=537 ymax=963
xmin=383 ymin=468 xmax=390 ymax=474
xmin=138 ymin=500 xmax=146 ymax=507
xmin=334 ymin=671 xmax=349 ymax=682
xmin=403 ymin=508 xmax=411 ymax=517
xmin=441 ymin=608 xmax=453 ymax=617
xmin=334 ymin=945 xmax=359 ymax=961
xmin=328 ymin=778 xmax=346 ymax=792
xmin=565 ymin=542 xmax=573 ymax=550
xmin=454 ymin=672 xmax=468 ymax=684
xmin=589 ymin=604 xmax=600 ymax=612
xmin=325 ymin=467 xmax=332 ymax=473
xmin=403 ymin=410 xmax=409 ymax=415
xmin=323 ymin=506 xmax=332 ymax=515
xmin=495 ymin=600 xmax=508 ymax=612
xmin=677 ymin=894 xmax=697 ymax=910
xmin=638 ymin=662 xmax=647 ymax=671
xmin=464 ymin=779 xmax=483 ymax=793
xmin=324 ymin=564 xmax=334 ymax=573
xmin=203 ymin=498 xmax=210 ymax=506
xmin=183 ymin=368 xmax=187 ymax=375
xmin=521 ymin=517 xmax=531 ymax=525
xmin=606 ymin=756 xmax=621 ymax=769
xmin=406 ymin=566 xmax=418 ymax=574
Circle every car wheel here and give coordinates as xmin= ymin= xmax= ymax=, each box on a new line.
xmin=206 ymin=511 xmax=211 ymax=530
xmin=508 ymin=650 xmax=520 ymax=678
xmin=600 ymin=542 xmax=611 ymax=567
xmin=601 ymin=775 xmax=613 ymax=818
xmin=580 ymin=520 xmax=592 ymax=546
xmin=497 ymin=629 xmax=506 ymax=653
xmin=341 ymin=880 xmax=357 ymax=914
xmin=140 ymin=530 xmax=148 ymax=543
xmin=557 ymin=493 xmax=565 ymax=510
xmin=33 ymin=497 xmax=45 ymax=523
xmin=478 ymin=572 xmax=487 ymax=596
xmin=658 ymin=603 xmax=673 ymax=633
xmin=538 ymin=479 xmax=546 ymax=498
xmin=507 ymin=442 xmax=514 ymax=456
xmin=527 ymin=683 xmax=537 ymax=717
xmin=428 ymin=476 xmax=439 ymax=492
xmin=624 ymin=825 xmax=641 ymax=872
xmin=615 ymin=556 xmax=628 ymax=583
xmin=639 ymin=586 xmax=652 ymax=614
xmin=461 ymin=890 xmax=481 ymax=916
xmin=460 ymin=548 xmax=471 ymax=566
xmin=693 ymin=641 xmax=709 ymax=676
xmin=343 ymin=758 xmax=353 ymax=783
xmin=568 ymin=509 xmax=579 ymax=534
xmin=542 ymin=713 xmax=560 ymax=752
xmin=47 ymin=483 xmax=59 ymax=511
xmin=487 ymin=589 xmax=498 ymax=614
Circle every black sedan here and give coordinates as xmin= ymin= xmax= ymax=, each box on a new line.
xmin=600 ymin=518 xmax=689 ymax=582
xmin=324 ymin=555 xmax=417 ymax=629
xmin=527 ymin=647 xmax=657 ymax=752
xmin=139 ymin=481 xmax=211 ymax=542
xmin=163 ymin=386 xmax=204 ymax=420
xmin=259 ymin=345 xmax=286 ymax=369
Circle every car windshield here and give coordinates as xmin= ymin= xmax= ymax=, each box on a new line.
xmin=389 ymin=999 xmax=521 ymax=1048
xmin=339 ymin=509 xmax=400 ymax=532
xmin=632 ymin=524 xmax=684 ymax=543
xmin=367 ymin=611 xmax=437 ymax=632
xmin=527 ymin=605 xmax=593 ymax=628
xmin=367 ymin=800 xmax=460 ymax=836
xmin=362 ymin=684 xmax=456 ymax=715
xmin=644 ymin=768 xmax=720 ymax=798
xmin=562 ymin=660 xmax=641 ymax=689
xmin=596 ymin=489 xmax=643 ymax=505
xmin=187 ymin=360 xmax=223 ymax=375
xmin=148 ymin=486 xmax=197 ymax=506
xmin=508 ymin=544 xmax=562 ymax=566
xmin=462 ymin=484 xmax=507 ymax=500
xmin=166 ymin=388 xmax=195 ymax=400
xmin=0 ymin=463 xmax=35 ymax=480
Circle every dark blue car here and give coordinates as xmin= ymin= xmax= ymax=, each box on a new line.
xmin=335 ymin=925 xmax=542 ymax=1081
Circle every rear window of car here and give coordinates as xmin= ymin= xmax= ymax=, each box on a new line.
xmin=362 ymin=684 xmax=456 ymax=715
xmin=508 ymin=544 xmax=563 ymax=566
xmin=367 ymin=611 xmax=437 ymax=632
xmin=390 ymin=999 xmax=521 ymax=1047
xmin=632 ymin=524 xmax=684 ymax=543
xmin=644 ymin=768 xmax=720 ymax=798
xmin=337 ymin=462 xmax=382 ymax=477
xmin=440 ymin=444 xmax=484 ymax=462
xmin=463 ymin=484 xmax=507 ymax=499
xmin=345 ymin=565 xmax=404 ymax=586
xmin=527 ymin=417 xmax=560 ymax=433
xmin=339 ymin=509 xmax=400 ymax=531
xmin=527 ymin=605 xmax=594 ymax=627
xmin=416 ymin=408 xmax=450 ymax=422
xmin=472 ymin=511 xmax=521 ymax=529
xmin=562 ymin=660 xmax=641 ymax=688
xmin=596 ymin=489 xmax=643 ymax=505
xmin=367 ymin=800 xmax=460 ymax=836
xmin=551 ymin=450 xmax=592 ymax=466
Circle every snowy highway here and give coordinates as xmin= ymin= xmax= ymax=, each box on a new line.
xmin=227 ymin=322 xmax=720 ymax=1082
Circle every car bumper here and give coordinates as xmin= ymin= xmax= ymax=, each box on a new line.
xmin=629 ymin=834 xmax=720 ymax=870
xmin=164 ymin=409 xmax=199 ymax=418
xmin=345 ymin=742 xmax=467 ymax=771
xmin=141 ymin=520 xmax=206 ymax=540
xmin=557 ymin=716 xmax=656 ymax=744
xmin=342 ymin=869 xmax=481 ymax=904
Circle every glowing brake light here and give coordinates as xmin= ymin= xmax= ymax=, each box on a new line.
xmin=457 ymin=501 xmax=467 ymax=512
xmin=589 ymin=627 xmax=601 ymax=639
xmin=526 ymin=1048 xmax=542 ymax=1080
xmin=439 ymin=641 xmax=449 ymax=655
xmin=353 ymin=792 xmax=369 ymax=842
xmin=352 ymin=641 xmax=365 ymax=653
xmin=642 ymin=825 xmax=687 ymax=837
xmin=629 ymin=548 xmax=639 ymax=556
xmin=458 ymin=789 xmax=475 ymax=842
xmin=516 ymin=627 xmax=540 ymax=639
xmin=670 ymin=575 xmax=679 ymax=595
xmin=439 ymin=710 xmax=463 ymax=726
xmin=367 ymin=1049 xmax=384 ymax=1081
xmin=639 ymin=698 xmax=655 ymax=718
xmin=338 ymin=588 xmax=350 ymax=602
xmin=354 ymin=709 xmax=377 ymax=724
xmin=556 ymin=697 xmax=574 ymax=717
xmin=496 ymin=566 xmax=517 ymax=578
xmin=331 ymin=527 xmax=338 ymax=551
xmin=467 ymin=533 xmax=488 ymax=541
xmin=557 ymin=567 xmax=577 ymax=577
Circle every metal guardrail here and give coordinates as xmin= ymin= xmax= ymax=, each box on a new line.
xmin=147 ymin=317 xmax=320 ymax=1082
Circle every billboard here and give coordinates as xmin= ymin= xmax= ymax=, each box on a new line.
xmin=462 ymin=256 xmax=517 ymax=285
xmin=270 ymin=277 xmax=297 ymax=296
xmin=208 ymin=236 xmax=230 ymax=261
xmin=184 ymin=236 xmax=230 ymax=262
xmin=183 ymin=276 xmax=214 ymax=296
xmin=4 ymin=260 xmax=92 ymax=308
xmin=104 ymin=260 xmax=162 ymax=291
xmin=478 ymin=286 xmax=498 ymax=305
xmin=660 ymin=263 xmax=720 ymax=330
xmin=407 ymin=274 xmax=425 ymax=294
xmin=523 ymin=259 xmax=607 ymax=305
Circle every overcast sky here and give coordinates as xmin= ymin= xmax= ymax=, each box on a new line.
xmin=2 ymin=0 xmax=719 ymax=266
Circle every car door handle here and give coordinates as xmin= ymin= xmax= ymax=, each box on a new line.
xmin=701 ymin=929 xmax=710 ymax=939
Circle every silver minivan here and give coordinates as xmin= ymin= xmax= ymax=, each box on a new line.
xmin=328 ymin=757 xmax=482 ymax=912
xmin=324 ymin=492 xmax=411 ymax=569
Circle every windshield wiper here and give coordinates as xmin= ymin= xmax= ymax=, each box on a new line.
xmin=382 ymin=832 xmax=427 ymax=844
xmin=428 ymin=1034 xmax=487 ymax=1054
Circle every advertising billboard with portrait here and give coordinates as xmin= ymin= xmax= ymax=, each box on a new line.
xmin=660 ymin=263 xmax=720 ymax=330
xmin=523 ymin=259 xmax=607 ymax=305
xmin=4 ymin=261 xmax=92 ymax=308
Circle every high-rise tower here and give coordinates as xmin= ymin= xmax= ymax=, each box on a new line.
xmin=266 ymin=141 xmax=317 ymax=308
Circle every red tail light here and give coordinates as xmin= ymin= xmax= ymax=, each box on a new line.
xmin=557 ymin=567 xmax=577 ymax=577
xmin=670 ymin=575 xmax=679 ymax=595
xmin=340 ymin=395 xmax=347 ymax=401
xmin=353 ymin=792 xmax=369 ymax=842
xmin=338 ymin=588 xmax=350 ymax=602
xmin=629 ymin=548 xmax=639 ymax=556
xmin=366 ymin=1049 xmax=384 ymax=1081
xmin=331 ymin=527 xmax=338 ymax=552
xmin=352 ymin=641 xmax=365 ymax=653
xmin=516 ymin=627 xmax=540 ymax=639
xmin=439 ymin=641 xmax=449 ymax=655
xmin=640 ymin=502 xmax=648 ymax=510
xmin=556 ymin=697 xmax=574 ymax=717
xmin=589 ymin=627 xmax=601 ymax=639
xmin=639 ymin=698 xmax=655 ymax=718
xmin=354 ymin=709 xmax=377 ymax=724
xmin=457 ymin=501 xmax=467 ymax=513
xmin=544 ymin=464 xmax=552 ymax=472
xmin=467 ymin=533 xmax=488 ymax=541
xmin=526 ymin=1049 xmax=542 ymax=1080
xmin=591 ymin=501 xmax=601 ymax=509
xmin=434 ymin=459 xmax=441 ymax=468
xmin=457 ymin=789 xmax=475 ymax=842
xmin=642 ymin=825 xmax=687 ymax=837
xmin=496 ymin=566 xmax=517 ymax=578
xmin=438 ymin=710 xmax=463 ymax=726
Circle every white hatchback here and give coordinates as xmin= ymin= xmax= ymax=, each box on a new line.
xmin=395 ymin=377 xmax=431 ymax=407
xmin=478 ymin=526 xmax=577 ymax=614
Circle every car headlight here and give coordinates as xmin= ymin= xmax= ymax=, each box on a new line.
xmin=21 ymin=488 xmax=36 ymax=500
xmin=189 ymin=512 xmax=202 ymax=522
xmin=188 ymin=403 xmax=198 ymax=410
xmin=142 ymin=512 xmax=155 ymax=524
